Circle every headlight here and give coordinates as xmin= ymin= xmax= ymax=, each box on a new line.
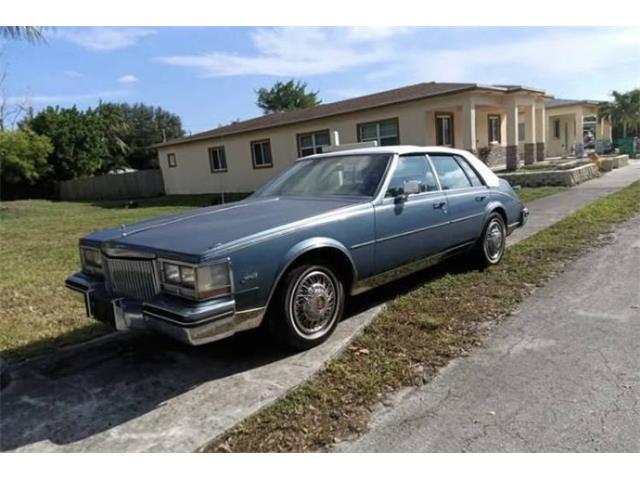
xmin=160 ymin=260 xmax=231 ymax=300
xmin=80 ymin=246 xmax=103 ymax=276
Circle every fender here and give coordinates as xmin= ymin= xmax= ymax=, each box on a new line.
xmin=484 ymin=200 xmax=508 ymax=224
xmin=263 ymin=237 xmax=359 ymax=311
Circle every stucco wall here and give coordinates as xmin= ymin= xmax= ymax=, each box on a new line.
xmin=158 ymin=96 xmax=469 ymax=195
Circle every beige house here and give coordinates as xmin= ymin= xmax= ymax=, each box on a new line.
xmin=157 ymin=82 xmax=556 ymax=195
xmin=545 ymin=99 xmax=612 ymax=157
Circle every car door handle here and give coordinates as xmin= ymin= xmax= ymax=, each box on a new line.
xmin=475 ymin=195 xmax=487 ymax=201
xmin=433 ymin=201 xmax=447 ymax=210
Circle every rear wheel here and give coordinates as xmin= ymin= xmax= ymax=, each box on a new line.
xmin=267 ymin=263 xmax=345 ymax=350
xmin=473 ymin=213 xmax=506 ymax=267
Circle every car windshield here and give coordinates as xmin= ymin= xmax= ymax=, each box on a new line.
xmin=254 ymin=154 xmax=391 ymax=198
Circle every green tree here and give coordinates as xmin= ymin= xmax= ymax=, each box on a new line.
xmin=24 ymin=106 xmax=108 ymax=180
xmin=256 ymin=79 xmax=320 ymax=114
xmin=0 ymin=129 xmax=53 ymax=184
xmin=599 ymin=89 xmax=640 ymax=138
xmin=110 ymin=103 xmax=185 ymax=169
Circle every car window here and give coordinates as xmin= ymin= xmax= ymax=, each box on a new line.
xmin=455 ymin=155 xmax=484 ymax=186
xmin=254 ymin=154 xmax=390 ymax=198
xmin=385 ymin=155 xmax=438 ymax=197
xmin=430 ymin=155 xmax=472 ymax=190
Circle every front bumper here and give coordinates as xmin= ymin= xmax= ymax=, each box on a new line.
xmin=65 ymin=272 xmax=264 ymax=346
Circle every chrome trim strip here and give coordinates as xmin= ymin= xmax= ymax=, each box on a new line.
xmin=375 ymin=220 xmax=450 ymax=244
xmin=351 ymin=240 xmax=475 ymax=295
xmin=450 ymin=212 xmax=485 ymax=224
xmin=507 ymin=221 xmax=520 ymax=229
xmin=350 ymin=240 xmax=375 ymax=250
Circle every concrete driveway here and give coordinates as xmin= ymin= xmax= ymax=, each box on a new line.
xmin=338 ymin=215 xmax=640 ymax=452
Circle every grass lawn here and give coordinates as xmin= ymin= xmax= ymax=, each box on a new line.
xmin=0 ymin=194 xmax=232 ymax=360
xmin=207 ymin=181 xmax=640 ymax=452
xmin=516 ymin=186 xmax=567 ymax=203
xmin=0 ymin=186 xmax=560 ymax=361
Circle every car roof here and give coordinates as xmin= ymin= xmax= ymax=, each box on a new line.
xmin=301 ymin=145 xmax=501 ymax=188
xmin=303 ymin=145 xmax=468 ymax=159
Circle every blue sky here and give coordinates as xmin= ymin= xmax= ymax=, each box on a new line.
xmin=3 ymin=26 xmax=639 ymax=133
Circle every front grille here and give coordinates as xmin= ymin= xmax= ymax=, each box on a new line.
xmin=104 ymin=257 xmax=160 ymax=301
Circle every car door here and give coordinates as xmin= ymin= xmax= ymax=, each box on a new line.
xmin=429 ymin=153 xmax=489 ymax=248
xmin=373 ymin=154 xmax=450 ymax=274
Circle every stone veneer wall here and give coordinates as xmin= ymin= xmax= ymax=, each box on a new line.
xmin=497 ymin=163 xmax=600 ymax=187
xmin=478 ymin=145 xmax=506 ymax=167
xmin=598 ymin=154 xmax=630 ymax=172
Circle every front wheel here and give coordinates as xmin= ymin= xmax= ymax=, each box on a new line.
xmin=268 ymin=263 xmax=345 ymax=350
xmin=473 ymin=213 xmax=506 ymax=267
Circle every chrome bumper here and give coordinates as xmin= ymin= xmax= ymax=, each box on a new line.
xmin=65 ymin=272 xmax=264 ymax=346
xmin=520 ymin=206 xmax=529 ymax=227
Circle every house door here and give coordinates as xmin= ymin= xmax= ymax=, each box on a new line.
xmin=564 ymin=122 xmax=569 ymax=154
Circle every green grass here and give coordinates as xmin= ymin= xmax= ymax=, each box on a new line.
xmin=517 ymin=186 xmax=568 ymax=203
xmin=205 ymin=181 xmax=640 ymax=453
xmin=0 ymin=194 xmax=249 ymax=360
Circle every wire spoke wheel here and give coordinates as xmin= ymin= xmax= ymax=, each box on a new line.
xmin=288 ymin=269 xmax=340 ymax=340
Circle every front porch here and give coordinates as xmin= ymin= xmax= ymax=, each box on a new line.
xmin=545 ymin=100 xmax=612 ymax=157
xmin=422 ymin=88 xmax=548 ymax=171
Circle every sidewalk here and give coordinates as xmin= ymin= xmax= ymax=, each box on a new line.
xmin=2 ymin=161 xmax=639 ymax=452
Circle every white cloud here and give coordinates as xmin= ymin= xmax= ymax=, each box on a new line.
xmin=157 ymin=27 xmax=406 ymax=77
xmin=6 ymin=89 xmax=130 ymax=106
xmin=117 ymin=74 xmax=139 ymax=83
xmin=59 ymin=27 xmax=156 ymax=52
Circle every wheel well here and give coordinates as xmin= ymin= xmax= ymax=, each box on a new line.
xmin=490 ymin=206 xmax=507 ymax=225
xmin=282 ymin=247 xmax=355 ymax=293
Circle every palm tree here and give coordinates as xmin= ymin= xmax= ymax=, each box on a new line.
xmin=0 ymin=27 xmax=47 ymax=43
xmin=600 ymin=89 xmax=640 ymax=138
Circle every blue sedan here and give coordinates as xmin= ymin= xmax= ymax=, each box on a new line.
xmin=66 ymin=146 xmax=528 ymax=350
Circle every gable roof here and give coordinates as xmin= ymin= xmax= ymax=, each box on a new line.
xmin=158 ymin=82 xmax=546 ymax=148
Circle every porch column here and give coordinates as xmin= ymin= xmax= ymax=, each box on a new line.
xmin=505 ymin=99 xmax=519 ymax=171
xmin=523 ymin=104 xmax=536 ymax=165
xmin=574 ymin=109 xmax=584 ymax=157
xmin=535 ymin=102 xmax=546 ymax=162
xmin=462 ymin=99 xmax=477 ymax=153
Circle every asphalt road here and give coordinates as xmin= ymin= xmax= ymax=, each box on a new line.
xmin=339 ymin=214 xmax=640 ymax=452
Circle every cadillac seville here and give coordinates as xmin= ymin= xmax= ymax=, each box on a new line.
xmin=66 ymin=146 xmax=528 ymax=350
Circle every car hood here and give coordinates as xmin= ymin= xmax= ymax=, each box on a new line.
xmin=84 ymin=196 xmax=365 ymax=261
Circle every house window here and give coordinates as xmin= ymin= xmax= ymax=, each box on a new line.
xmin=488 ymin=115 xmax=501 ymax=143
xmin=297 ymin=130 xmax=331 ymax=157
xmin=358 ymin=118 xmax=399 ymax=146
xmin=251 ymin=139 xmax=273 ymax=169
xmin=518 ymin=122 xmax=525 ymax=142
xmin=553 ymin=119 xmax=561 ymax=139
xmin=209 ymin=147 xmax=227 ymax=173
xmin=167 ymin=153 xmax=177 ymax=168
xmin=435 ymin=114 xmax=454 ymax=146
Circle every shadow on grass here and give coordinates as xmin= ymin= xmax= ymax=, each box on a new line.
xmin=0 ymin=253 xmax=474 ymax=452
